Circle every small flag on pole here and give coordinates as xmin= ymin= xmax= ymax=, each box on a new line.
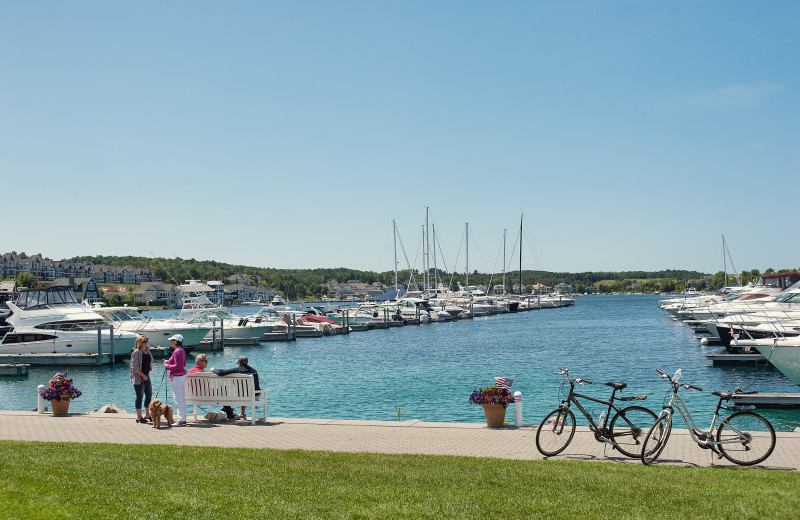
xmin=494 ymin=377 xmax=514 ymax=390
xmin=49 ymin=370 xmax=68 ymax=385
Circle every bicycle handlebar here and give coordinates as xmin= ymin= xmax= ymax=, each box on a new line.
xmin=575 ymin=378 xmax=592 ymax=384
xmin=684 ymin=384 xmax=703 ymax=391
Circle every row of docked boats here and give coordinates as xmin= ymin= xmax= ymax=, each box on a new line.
xmin=0 ymin=285 xmax=284 ymax=356
xmin=658 ymin=271 xmax=800 ymax=385
xmin=0 ymin=282 xmax=575 ymax=357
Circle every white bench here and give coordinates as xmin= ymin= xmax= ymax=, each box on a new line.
xmin=184 ymin=373 xmax=267 ymax=425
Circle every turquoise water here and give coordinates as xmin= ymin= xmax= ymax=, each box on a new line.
xmin=2 ymin=295 xmax=799 ymax=431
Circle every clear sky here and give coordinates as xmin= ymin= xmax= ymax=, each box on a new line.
xmin=2 ymin=2 xmax=797 ymax=275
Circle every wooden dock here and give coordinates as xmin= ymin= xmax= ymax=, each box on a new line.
xmin=260 ymin=332 xmax=296 ymax=342
xmin=0 ymin=353 xmax=115 ymax=366
xmin=730 ymin=392 xmax=800 ymax=409
xmin=706 ymin=352 xmax=768 ymax=366
xmin=0 ymin=363 xmax=29 ymax=377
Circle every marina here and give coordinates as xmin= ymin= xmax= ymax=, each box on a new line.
xmin=2 ymin=294 xmax=800 ymax=431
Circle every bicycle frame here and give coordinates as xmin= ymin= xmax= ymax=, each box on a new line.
xmin=657 ymin=388 xmax=747 ymax=449
xmin=560 ymin=381 xmax=624 ymax=434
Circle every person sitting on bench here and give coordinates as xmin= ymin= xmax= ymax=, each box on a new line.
xmin=212 ymin=356 xmax=261 ymax=420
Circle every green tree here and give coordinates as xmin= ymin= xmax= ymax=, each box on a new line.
xmin=16 ymin=273 xmax=38 ymax=288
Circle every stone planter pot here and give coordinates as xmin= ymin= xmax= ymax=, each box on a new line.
xmin=481 ymin=403 xmax=507 ymax=427
xmin=50 ymin=395 xmax=71 ymax=416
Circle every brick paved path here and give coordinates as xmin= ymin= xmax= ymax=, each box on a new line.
xmin=1 ymin=411 xmax=797 ymax=469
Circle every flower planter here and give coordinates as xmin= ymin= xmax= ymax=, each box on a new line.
xmin=51 ymin=395 xmax=71 ymax=416
xmin=481 ymin=403 xmax=507 ymax=427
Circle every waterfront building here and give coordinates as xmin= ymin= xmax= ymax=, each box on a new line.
xmin=133 ymin=282 xmax=180 ymax=308
xmin=51 ymin=276 xmax=103 ymax=304
xmin=554 ymin=282 xmax=574 ymax=294
xmin=1 ymin=251 xmax=154 ymax=285
xmin=207 ymin=281 xmax=225 ymax=304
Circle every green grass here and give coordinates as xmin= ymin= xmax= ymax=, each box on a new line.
xmin=1 ymin=441 xmax=797 ymax=519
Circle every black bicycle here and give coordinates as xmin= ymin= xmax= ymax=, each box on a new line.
xmin=536 ymin=367 xmax=657 ymax=458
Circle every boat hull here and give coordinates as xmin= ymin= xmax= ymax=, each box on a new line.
xmin=752 ymin=342 xmax=800 ymax=386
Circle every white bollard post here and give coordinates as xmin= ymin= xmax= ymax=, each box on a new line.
xmin=37 ymin=385 xmax=46 ymax=413
xmin=514 ymin=391 xmax=522 ymax=427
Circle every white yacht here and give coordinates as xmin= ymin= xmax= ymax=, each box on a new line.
xmin=88 ymin=305 xmax=212 ymax=347
xmin=1 ymin=286 xmax=137 ymax=354
xmin=729 ymin=337 xmax=800 ymax=386
xmin=176 ymin=293 xmax=276 ymax=340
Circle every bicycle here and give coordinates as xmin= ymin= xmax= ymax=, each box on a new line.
xmin=536 ymin=367 xmax=657 ymax=458
xmin=641 ymin=368 xmax=776 ymax=466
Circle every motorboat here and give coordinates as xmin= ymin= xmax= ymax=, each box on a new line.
xmin=732 ymin=337 xmax=800 ymax=386
xmin=176 ymin=294 xmax=276 ymax=340
xmin=88 ymin=305 xmax=212 ymax=348
xmin=1 ymin=286 xmax=137 ymax=354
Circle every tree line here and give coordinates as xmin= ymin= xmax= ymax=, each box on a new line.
xmin=8 ymin=256 xmax=794 ymax=299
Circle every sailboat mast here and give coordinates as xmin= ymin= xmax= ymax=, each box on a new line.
xmin=722 ymin=234 xmax=727 ymax=288
xmin=393 ymin=219 xmax=398 ymax=293
xmin=519 ymin=214 xmax=523 ymax=294
xmin=425 ymin=207 xmax=430 ymax=291
xmin=465 ymin=222 xmax=469 ymax=294
xmin=433 ymin=223 xmax=438 ymax=290
xmin=502 ymin=228 xmax=506 ymax=293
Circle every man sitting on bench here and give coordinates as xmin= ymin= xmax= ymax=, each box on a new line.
xmin=212 ymin=356 xmax=261 ymax=420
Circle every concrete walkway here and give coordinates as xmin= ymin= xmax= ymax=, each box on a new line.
xmin=1 ymin=410 xmax=798 ymax=470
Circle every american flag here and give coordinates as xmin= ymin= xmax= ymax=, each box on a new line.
xmin=494 ymin=377 xmax=514 ymax=390
xmin=49 ymin=370 xmax=68 ymax=385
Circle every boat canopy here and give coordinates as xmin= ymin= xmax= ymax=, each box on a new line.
xmin=760 ymin=272 xmax=800 ymax=290
xmin=15 ymin=286 xmax=79 ymax=310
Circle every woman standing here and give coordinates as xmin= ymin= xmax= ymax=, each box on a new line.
xmin=163 ymin=334 xmax=187 ymax=426
xmin=130 ymin=335 xmax=154 ymax=424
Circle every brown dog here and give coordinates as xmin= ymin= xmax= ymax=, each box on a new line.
xmin=148 ymin=399 xmax=174 ymax=429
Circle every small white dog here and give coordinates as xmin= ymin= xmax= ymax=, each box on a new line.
xmin=204 ymin=411 xmax=228 ymax=422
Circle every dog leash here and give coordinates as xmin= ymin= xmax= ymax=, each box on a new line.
xmin=154 ymin=367 xmax=168 ymax=400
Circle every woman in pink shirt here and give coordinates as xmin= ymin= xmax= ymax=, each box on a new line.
xmin=163 ymin=334 xmax=187 ymax=426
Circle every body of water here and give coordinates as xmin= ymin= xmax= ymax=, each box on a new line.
xmin=3 ymin=294 xmax=799 ymax=431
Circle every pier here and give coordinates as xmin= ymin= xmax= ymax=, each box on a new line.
xmin=706 ymin=352 xmax=769 ymax=366
xmin=0 ymin=363 xmax=29 ymax=377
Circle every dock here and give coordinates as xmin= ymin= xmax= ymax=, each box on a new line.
xmin=0 ymin=363 xmax=29 ymax=377
xmin=706 ymin=352 xmax=768 ymax=366
xmin=730 ymin=392 xmax=800 ymax=409
xmin=0 ymin=353 xmax=115 ymax=366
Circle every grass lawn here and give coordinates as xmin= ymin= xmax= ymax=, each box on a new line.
xmin=1 ymin=440 xmax=797 ymax=519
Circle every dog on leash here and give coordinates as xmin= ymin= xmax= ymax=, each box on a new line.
xmin=148 ymin=399 xmax=174 ymax=429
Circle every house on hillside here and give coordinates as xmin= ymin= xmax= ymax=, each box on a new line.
xmin=554 ymin=283 xmax=574 ymax=294
xmin=134 ymin=282 xmax=180 ymax=308
xmin=51 ymin=276 xmax=103 ymax=304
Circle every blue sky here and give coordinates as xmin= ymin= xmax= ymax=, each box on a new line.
xmin=1 ymin=2 xmax=797 ymax=275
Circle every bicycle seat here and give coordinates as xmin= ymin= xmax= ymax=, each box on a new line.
xmin=605 ymin=381 xmax=627 ymax=390
xmin=712 ymin=390 xmax=732 ymax=401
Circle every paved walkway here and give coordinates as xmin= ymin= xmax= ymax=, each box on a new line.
xmin=1 ymin=411 xmax=798 ymax=470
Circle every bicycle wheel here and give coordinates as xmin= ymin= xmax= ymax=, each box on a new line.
xmin=716 ymin=411 xmax=776 ymax=466
xmin=641 ymin=415 xmax=671 ymax=465
xmin=536 ymin=408 xmax=576 ymax=456
xmin=609 ymin=406 xmax=658 ymax=458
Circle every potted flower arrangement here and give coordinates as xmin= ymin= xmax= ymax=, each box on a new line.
xmin=41 ymin=373 xmax=82 ymax=416
xmin=469 ymin=385 xmax=515 ymax=427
